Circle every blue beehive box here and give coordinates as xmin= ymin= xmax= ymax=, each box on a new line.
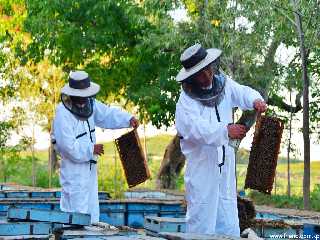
xmin=0 ymin=222 xmax=52 ymax=236
xmin=159 ymin=203 xmax=185 ymax=219
xmin=144 ymin=216 xmax=186 ymax=233
xmin=100 ymin=211 xmax=125 ymax=226
xmin=31 ymin=191 xmax=55 ymax=198
xmin=304 ymin=223 xmax=320 ymax=237
xmin=15 ymin=202 xmax=53 ymax=210
xmin=8 ymin=207 xmax=91 ymax=226
xmin=127 ymin=203 xmax=160 ymax=228
xmin=99 ymin=202 xmax=126 ymax=226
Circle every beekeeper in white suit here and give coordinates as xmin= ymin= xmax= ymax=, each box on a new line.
xmin=53 ymin=70 xmax=139 ymax=224
xmin=175 ymin=44 xmax=267 ymax=236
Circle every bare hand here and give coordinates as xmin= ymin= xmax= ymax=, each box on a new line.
xmin=94 ymin=144 xmax=104 ymax=156
xmin=253 ymin=99 xmax=267 ymax=113
xmin=130 ymin=117 xmax=139 ymax=129
xmin=227 ymin=124 xmax=247 ymax=139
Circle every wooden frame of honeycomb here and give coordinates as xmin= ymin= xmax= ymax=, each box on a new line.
xmin=115 ymin=130 xmax=151 ymax=188
xmin=245 ymin=116 xmax=284 ymax=194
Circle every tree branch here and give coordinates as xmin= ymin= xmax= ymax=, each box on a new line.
xmin=267 ymin=91 xmax=303 ymax=113
xmin=263 ymin=39 xmax=281 ymax=69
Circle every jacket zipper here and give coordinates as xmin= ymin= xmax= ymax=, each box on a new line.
xmin=214 ymin=105 xmax=225 ymax=174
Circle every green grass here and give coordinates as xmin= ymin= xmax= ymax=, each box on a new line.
xmin=5 ymin=134 xmax=320 ymax=210
xmin=248 ymin=187 xmax=320 ymax=211
xmin=237 ymin=161 xmax=320 ymax=196
xmin=97 ymin=135 xmax=170 ymax=197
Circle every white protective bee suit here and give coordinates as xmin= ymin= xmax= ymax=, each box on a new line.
xmin=53 ymin=100 xmax=132 ymax=223
xmin=175 ymin=76 xmax=263 ymax=236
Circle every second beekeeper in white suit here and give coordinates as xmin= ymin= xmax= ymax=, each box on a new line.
xmin=175 ymin=44 xmax=267 ymax=236
xmin=53 ymin=70 xmax=139 ymax=224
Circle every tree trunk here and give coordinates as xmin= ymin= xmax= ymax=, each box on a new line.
xmin=287 ymin=91 xmax=293 ymax=197
xmin=48 ymin=143 xmax=59 ymax=188
xmin=32 ymin=124 xmax=36 ymax=187
xmin=156 ymin=135 xmax=185 ymax=189
xmin=292 ymin=1 xmax=311 ymax=210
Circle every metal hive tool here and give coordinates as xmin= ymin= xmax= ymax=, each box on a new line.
xmin=115 ymin=130 xmax=151 ymax=188
xmin=245 ymin=115 xmax=284 ymax=194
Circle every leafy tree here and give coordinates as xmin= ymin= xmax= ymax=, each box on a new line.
xmin=12 ymin=0 xmax=320 ymax=194
xmin=1 ymin=0 xmax=66 ymax=186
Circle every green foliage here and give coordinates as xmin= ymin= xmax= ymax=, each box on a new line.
xmin=24 ymin=0 xmax=149 ymax=94
xmin=0 ymin=0 xmax=26 ymax=40
xmin=17 ymin=0 xmax=320 ymax=131
xmin=0 ymin=136 xmax=31 ymax=182
xmin=310 ymin=184 xmax=320 ymax=209
xmin=1 ymin=0 xmax=319 ymax=206
xmin=0 ymin=121 xmax=14 ymax=148
xmin=0 ymin=151 xmax=60 ymax=187
xmin=310 ymin=48 xmax=320 ymax=139
xmin=35 ymin=167 xmax=59 ymax=188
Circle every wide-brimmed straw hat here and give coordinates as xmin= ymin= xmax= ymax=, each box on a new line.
xmin=176 ymin=43 xmax=222 ymax=82
xmin=61 ymin=71 xmax=100 ymax=97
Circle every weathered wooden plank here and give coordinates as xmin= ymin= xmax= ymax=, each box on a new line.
xmin=0 ymin=222 xmax=52 ymax=236
xmin=127 ymin=203 xmax=160 ymax=212
xmin=60 ymin=238 xmax=104 ymax=240
xmin=158 ymin=212 xmax=185 ymax=218
xmin=31 ymin=192 xmax=55 ymax=198
xmin=0 ymin=234 xmax=49 ymax=239
xmin=14 ymin=203 xmax=53 ymax=210
xmin=0 ymin=202 xmax=56 ymax=213
xmin=0 ymin=198 xmax=59 ymax=203
xmin=8 ymin=208 xmax=90 ymax=226
xmin=0 ymin=190 xmax=109 ymax=200
xmin=56 ymin=226 xmax=114 ymax=239
xmin=59 ymin=231 xmax=165 ymax=240
xmin=5 ymin=192 xmax=30 ymax=198
xmin=100 ymin=203 xmax=126 ymax=212
xmin=105 ymin=199 xmax=182 ymax=205
xmin=105 ymin=236 xmax=166 ymax=240
xmin=160 ymin=204 xmax=184 ymax=212
xmin=158 ymin=232 xmax=244 ymax=240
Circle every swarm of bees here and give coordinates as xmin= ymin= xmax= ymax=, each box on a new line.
xmin=245 ymin=116 xmax=284 ymax=194
xmin=238 ymin=196 xmax=256 ymax=232
xmin=115 ymin=130 xmax=151 ymax=188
